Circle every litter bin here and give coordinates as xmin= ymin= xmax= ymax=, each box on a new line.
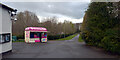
xmin=12 ymin=36 xmax=17 ymax=41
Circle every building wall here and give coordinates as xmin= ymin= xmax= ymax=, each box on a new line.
xmin=0 ymin=6 xmax=2 ymax=53
xmin=74 ymin=23 xmax=82 ymax=31
xmin=0 ymin=6 xmax=2 ymax=34
xmin=0 ymin=7 xmax=12 ymax=53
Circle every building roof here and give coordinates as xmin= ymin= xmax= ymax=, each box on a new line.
xmin=0 ymin=3 xmax=16 ymax=11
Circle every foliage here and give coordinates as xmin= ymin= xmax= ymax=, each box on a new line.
xmin=78 ymin=35 xmax=84 ymax=42
xmin=101 ymin=29 xmax=120 ymax=54
xmin=80 ymin=2 xmax=120 ymax=54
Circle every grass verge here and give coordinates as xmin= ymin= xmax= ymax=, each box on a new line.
xmin=57 ymin=34 xmax=78 ymax=40
xmin=78 ymin=35 xmax=84 ymax=42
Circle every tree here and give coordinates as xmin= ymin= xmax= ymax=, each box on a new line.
xmin=41 ymin=17 xmax=76 ymax=35
xmin=81 ymin=2 xmax=120 ymax=54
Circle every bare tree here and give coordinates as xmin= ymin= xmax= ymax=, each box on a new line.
xmin=12 ymin=11 xmax=40 ymax=36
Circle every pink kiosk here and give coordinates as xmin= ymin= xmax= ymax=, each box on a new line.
xmin=25 ymin=27 xmax=47 ymax=43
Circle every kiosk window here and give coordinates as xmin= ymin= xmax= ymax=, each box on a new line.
xmin=30 ymin=32 xmax=39 ymax=38
xmin=41 ymin=32 xmax=47 ymax=38
xmin=0 ymin=33 xmax=11 ymax=43
xmin=30 ymin=32 xmax=34 ymax=38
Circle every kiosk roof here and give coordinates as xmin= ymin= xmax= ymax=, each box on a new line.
xmin=25 ymin=27 xmax=47 ymax=32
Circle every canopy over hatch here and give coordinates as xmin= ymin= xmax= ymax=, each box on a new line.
xmin=25 ymin=27 xmax=47 ymax=32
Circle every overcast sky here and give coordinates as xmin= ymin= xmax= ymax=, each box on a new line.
xmin=3 ymin=1 xmax=90 ymax=23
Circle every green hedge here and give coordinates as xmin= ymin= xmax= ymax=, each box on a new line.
xmin=47 ymin=33 xmax=75 ymax=40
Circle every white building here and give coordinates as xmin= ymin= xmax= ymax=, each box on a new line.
xmin=0 ymin=3 xmax=17 ymax=53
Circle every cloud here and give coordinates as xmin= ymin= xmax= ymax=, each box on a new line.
xmin=1 ymin=0 xmax=91 ymax=2
xmin=3 ymin=2 xmax=89 ymax=23
xmin=58 ymin=17 xmax=83 ymax=23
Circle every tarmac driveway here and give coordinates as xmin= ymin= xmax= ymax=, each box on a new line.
xmin=2 ymin=34 xmax=118 ymax=58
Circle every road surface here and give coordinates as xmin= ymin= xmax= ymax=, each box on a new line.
xmin=2 ymin=34 xmax=118 ymax=58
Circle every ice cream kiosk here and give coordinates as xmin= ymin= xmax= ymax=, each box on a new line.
xmin=25 ymin=27 xmax=47 ymax=43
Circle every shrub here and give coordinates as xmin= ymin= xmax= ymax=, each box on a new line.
xmin=101 ymin=36 xmax=120 ymax=54
xmin=101 ymin=29 xmax=120 ymax=54
xmin=17 ymin=35 xmax=24 ymax=40
xmin=47 ymin=33 xmax=75 ymax=40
